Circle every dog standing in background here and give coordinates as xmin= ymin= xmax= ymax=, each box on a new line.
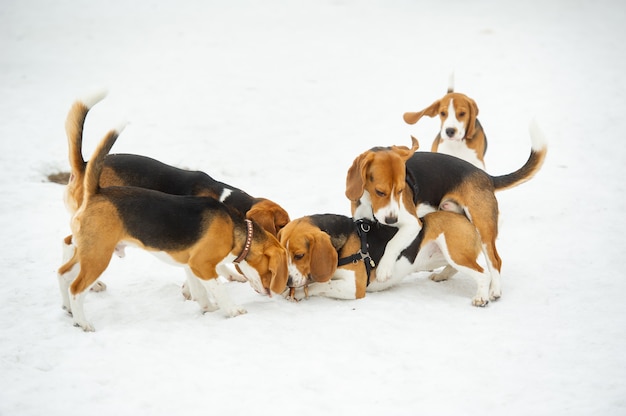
xmin=403 ymin=77 xmax=488 ymax=169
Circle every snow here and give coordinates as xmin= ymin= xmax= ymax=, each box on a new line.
xmin=1 ymin=0 xmax=625 ymax=415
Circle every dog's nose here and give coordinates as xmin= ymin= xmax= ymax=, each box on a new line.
xmin=384 ymin=215 xmax=398 ymax=225
xmin=445 ymin=128 xmax=456 ymax=138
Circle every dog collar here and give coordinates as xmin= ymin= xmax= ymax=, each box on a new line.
xmin=234 ymin=219 xmax=253 ymax=264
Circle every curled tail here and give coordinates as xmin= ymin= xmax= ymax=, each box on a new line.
xmin=492 ymin=119 xmax=548 ymax=191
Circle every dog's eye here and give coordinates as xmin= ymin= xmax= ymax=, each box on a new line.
xmin=293 ymin=253 xmax=305 ymax=261
xmin=440 ymin=111 xmax=446 ymax=117
xmin=459 ymin=111 xmax=466 ymax=117
xmin=375 ymin=189 xmax=386 ymax=197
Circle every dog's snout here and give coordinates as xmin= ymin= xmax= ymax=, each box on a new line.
xmin=384 ymin=215 xmax=398 ymax=225
xmin=445 ymin=128 xmax=456 ymax=138
xmin=287 ymin=276 xmax=294 ymax=287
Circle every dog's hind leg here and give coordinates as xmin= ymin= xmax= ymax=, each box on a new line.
xmin=61 ymin=235 xmax=108 ymax=293
xmin=58 ymin=235 xmax=79 ymax=313
xmin=68 ymin=247 xmax=115 ymax=331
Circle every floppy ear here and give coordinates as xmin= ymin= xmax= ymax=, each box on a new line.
xmin=403 ymin=99 xmax=441 ymax=125
xmin=308 ymin=232 xmax=338 ymax=283
xmin=465 ymin=97 xmax=480 ymax=139
xmin=345 ymin=152 xmax=374 ymax=202
xmin=267 ymin=244 xmax=289 ymax=294
xmin=247 ymin=200 xmax=291 ymax=237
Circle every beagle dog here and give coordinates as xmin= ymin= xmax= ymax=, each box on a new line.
xmin=62 ymin=91 xmax=290 ymax=291
xmin=58 ymin=124 xmax=289 ymax=331
xmin=403 ymin=88 xmax=487 ymax=169
xmin=346 ymin=123 xmax=547 ymax=303
xmin=280 ymin=211 xmax=491 ymax=306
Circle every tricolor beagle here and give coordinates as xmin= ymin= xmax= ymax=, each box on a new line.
xmin=57 ymin=124 xmax=289 ymax=331
xmin=346 ymin=123 xmax=547 ymax=302
xmin=279 ymin=211 xmax=491 ymax=305
xmin=403 ymin=88 xmax=487 ymax=169
xmin=62 ymin=91 xmax=290 ymax=291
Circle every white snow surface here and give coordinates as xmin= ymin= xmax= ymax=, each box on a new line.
xmin=1 ymin=1 xmax=625 ymax=415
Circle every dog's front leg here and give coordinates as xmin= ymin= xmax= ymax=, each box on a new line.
xmin=375 ymin=222 xmax=420 ymax=282
xmin=305 ymin=270 xmax=359 ymax=300
xmin=183 ymin=267 xmax=218 ymax=312
xmin=59 ymin=239 xmax=79 ymax=313
xmin=200 ymin=278 xmax=247 ymax=317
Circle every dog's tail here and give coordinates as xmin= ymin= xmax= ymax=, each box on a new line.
xmin=491 ymin=119 xmax=548 ymax=191
xmin=447 ymin=71 xmax=455 ymax=93
xmin=83 ymin=122 xmax=126 ymax=201
xmin=65 ymin=89 xmax=108 ymax=177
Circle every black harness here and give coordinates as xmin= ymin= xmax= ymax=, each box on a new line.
xmin=336 ymin=219 xmax=377 ymax=286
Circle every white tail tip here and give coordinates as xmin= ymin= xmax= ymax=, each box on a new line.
xmin=79 ymin=88 xmax=108 ymax=109
xmin=528 ymin=118 xmax=548 ymax=151
xmin=447 ymin=71 xmax=455 ymax=93
xmin=114 ymin=120 xmax=130 ymax=135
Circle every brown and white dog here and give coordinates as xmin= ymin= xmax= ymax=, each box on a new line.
xmin=279 ymin=212 xmax=492 ymax=305
xmin=58 ymin=123 xmax=289 ymax=331
xmin=346 ymin=123 xmax=547 ymax=302
xmin=403 ymin=87 xmax=487 ymax=169
xmin=62 ymin=91 xmax=290 ymax=291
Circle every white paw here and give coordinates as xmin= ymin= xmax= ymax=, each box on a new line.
xmin=200 ymin=302 xmax=219 ymax=313
xmin=374 ymin=260 xmax=393 ymax=282
xmin=429 ymin=271 xmax=448 ymax=282
xmin=489 ymin=281 xmax=502 ymax=301
xmin=73 ymin=320 xmax=95 ymax=332
xmin=472 ymin=296 xmax=489 ymax=307
xmin=225 ymin=307 xmax=247 ymax=317
xmin=90 ymin=281 xmax=107 ymax=292
xmin=181 ymin=282 xmax=192 ymax=300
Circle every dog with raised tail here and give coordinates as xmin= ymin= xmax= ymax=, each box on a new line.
xmin=346 ymin=122 xmax=547 ymax=303
xmin=58 ymin=124 xmax=288 ymax=331
xmin=62 ymin=91 xmax=290 ymax=292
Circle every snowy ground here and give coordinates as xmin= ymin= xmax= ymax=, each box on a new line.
xmin=1 ymin=0 xmax=625 ymax=415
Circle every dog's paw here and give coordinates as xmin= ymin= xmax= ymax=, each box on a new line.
xmin=90 ymin=281 xmax=107 ymax=292
xmin=489 ymin=280 xmax=502 ymax=301
xmin=73 ymin=320 xmax=95 ymax=332
xmin=200 ymin=302 xmax=219 ymax=313
xmin=429 ymin=271 xmax=448 ymax=282
xmin=489 ymin=290 xmax=501 ymax=301
xmin=472 ymin=296 xmax=489 ymax=307
xmin=224 ymin=306 xmax=247 ymax=317
xmin=181 ymin=282 xmax=192 ymax=300
xmin=226 ymin=273 xmax=247 ymax=283
xmin=284 ymin=286 xmax=309 ymax=302
xmin=374 ymin=261 xmax=393 ymax=282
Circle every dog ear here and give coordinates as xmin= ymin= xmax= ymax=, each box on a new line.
xmin=309 ymin=232 xmax=338 ymax=283
xmin=403 ymin=100 xmax=441 ymax=124
xmin=267 ymin=243 xmax=289 ymax=294
xmin=246 ymin=200 xmax=291 ymax=237
xmin=465 ymin=97 xmax=480 ymax=139
xmin=345 ymin=152 xmax=374 ymax=202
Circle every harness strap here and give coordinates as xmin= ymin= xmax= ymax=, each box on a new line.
xmin=337 ymin=219 xmax=376 ymax=286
